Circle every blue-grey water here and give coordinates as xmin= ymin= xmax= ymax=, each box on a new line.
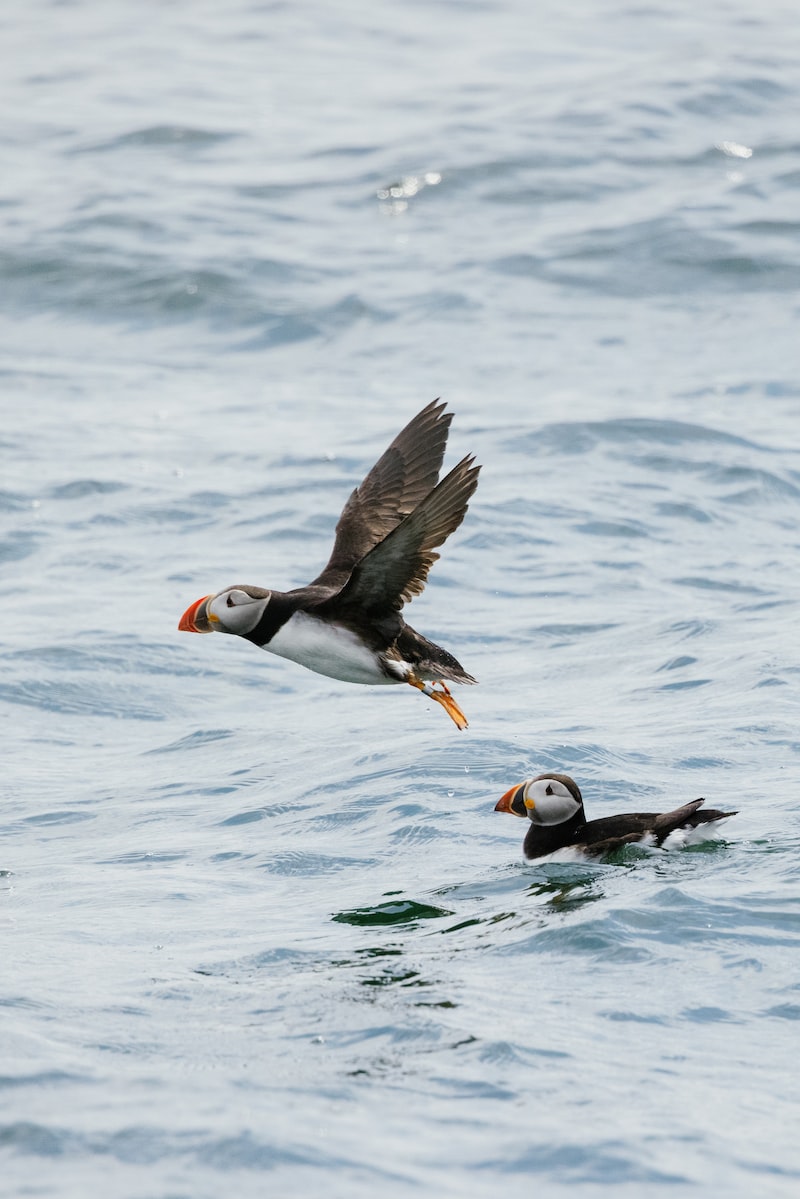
xmin=3 ymin=1 xmax=800 ymax=1195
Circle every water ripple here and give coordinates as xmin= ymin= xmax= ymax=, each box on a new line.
xmin=4 ymin=3 xmax=800 ymax=1197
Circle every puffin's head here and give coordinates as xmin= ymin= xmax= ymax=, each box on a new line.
xmin=495 ymin=773 xmax=584 ymax=826
xmin=178 ymin=585 xmax=271 ymax=637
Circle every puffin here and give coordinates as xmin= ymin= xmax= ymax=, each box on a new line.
xmin=495 ymin=773 xmax=736 ymax=859
xmin=178 ymin=400 xmax=480 ymax=728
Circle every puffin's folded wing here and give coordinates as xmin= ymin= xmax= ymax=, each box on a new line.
xmin=652 ymin=800 xmax=715 ymax=841
xmin=582 ymin=832 xmax=647 ymax=857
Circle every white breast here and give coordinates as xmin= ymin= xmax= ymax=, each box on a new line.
xmin=264 ymin=611 xmax=398 ymax=685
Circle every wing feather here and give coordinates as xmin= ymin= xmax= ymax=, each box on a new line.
xmin=322 ymin=454 xmax=480 ymax=615
xmin=311 ymin=399 xmax=452 ymax=588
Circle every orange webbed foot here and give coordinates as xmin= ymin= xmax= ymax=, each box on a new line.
xmin=408 ymin=677 xmax=469 ymax=730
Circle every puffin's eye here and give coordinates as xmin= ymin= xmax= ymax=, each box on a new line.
xmin=225 ymin=589 xmax=251 ymax=607
xmin=545 ymin=783 xmax=554 ymax=795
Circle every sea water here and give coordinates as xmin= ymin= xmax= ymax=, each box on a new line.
xmin=2 ymin=2 xmax=800 ymax=1195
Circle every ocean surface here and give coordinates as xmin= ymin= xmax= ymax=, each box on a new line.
xmin=3 ymin=1 xmax=800 ymax=1195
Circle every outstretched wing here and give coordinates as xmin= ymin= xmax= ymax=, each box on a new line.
xmin=319 ymin=454 xmax=480 ymax=616
xmin=311 ymin=399 xmax=452 ymax=589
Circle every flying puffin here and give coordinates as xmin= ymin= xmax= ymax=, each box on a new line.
xmin=178 ymin=400 xmax=480 ymax=728
xmin=495 ymin=773 xmax=736 ymax=859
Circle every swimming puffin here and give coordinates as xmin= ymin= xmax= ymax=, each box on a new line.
xmin=495 ymin=773 xmax=736 ymax=859
xmin=178 ymin=400 xmax=480 ymax=728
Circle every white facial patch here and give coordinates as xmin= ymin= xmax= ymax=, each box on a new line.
xmin=525 ymin=777 xmax=582 ymax=826
xmin=208 ymin=588 xmax=269 ymax=635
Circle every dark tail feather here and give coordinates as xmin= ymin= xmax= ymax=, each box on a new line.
xmin=655 ymin=798 xmax=736 ymax=842
xmin=688 ymin=806 xmax=737 ymax=826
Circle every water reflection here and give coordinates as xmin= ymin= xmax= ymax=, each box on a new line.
xmin=522 ymin=872 xmax=605 ymax=914
xmin=332 ymin=899 xmax=454 ymax=927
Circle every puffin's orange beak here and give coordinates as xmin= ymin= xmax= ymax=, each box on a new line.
xmin=178 ymin=595 xmax=213 ymax=633
xmin=495 ymin=783 xmax=528 ymax=817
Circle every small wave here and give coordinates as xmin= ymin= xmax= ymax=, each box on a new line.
xmin=0 ymin=489 xmax=31 ymax=512
xmin=0 ymin=530 xmax=41 ymax=565
xmin=145 ymin=728 xmax=234 ymax=755
xmin=21 ymin=809 xmax=95 ymax=827
xmin=677 ymin=75 xmax=791 ymax=118
xmin=0 ymin=680 xmax=162 ymax=722
xmin=48 ymin=480 xmax=127 ymax=500
xmin=262 ymin=851 xmax=378 ymax=876
xmin=76 ymin=125 xmax=237 ymax=153
xmin=520 ymin=417 xmax=758 ymax=456
xmin=477 ymin=1139 xmax=689 ymax=1185
xmin=511 ymin=215 xmax=800 ymax=297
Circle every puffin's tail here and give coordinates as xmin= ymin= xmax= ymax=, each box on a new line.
xmin=654 ymin=799 xmax=736 ymax=842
